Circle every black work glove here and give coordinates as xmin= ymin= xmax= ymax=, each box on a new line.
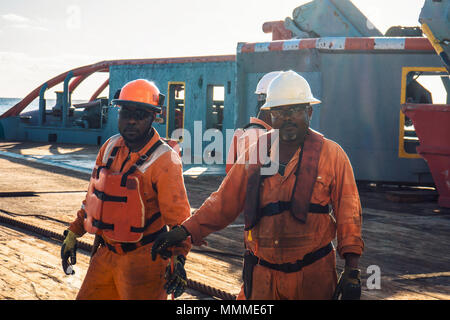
xmin=164 ymin=255 xmax=188 ymax=298
xmin=61 ymin=230 xmax=78 ymax=275
xmin=332 ymin=267 xmax=361 ymax=300
xmin=151 ymin=225 xmax=190 ymax=261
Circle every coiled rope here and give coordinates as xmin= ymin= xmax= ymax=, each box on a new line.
xmin=0 ymin=208 xmax=243 ymax=258
xmin=0 ymin=213 xmax=237 ymax=300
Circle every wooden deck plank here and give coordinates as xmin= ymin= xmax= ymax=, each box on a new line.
xmin=0 ymin=147 xmax=449 ymax=300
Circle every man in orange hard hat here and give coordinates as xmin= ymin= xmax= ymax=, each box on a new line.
xmin=60 ymin=79 xmax=191 ymax=299
xmin=152 ymin=70 xmax=364 ymax=300
xmin=225 ymin=71 xmax=281 ymax=173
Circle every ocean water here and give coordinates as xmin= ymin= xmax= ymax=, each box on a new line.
xmin=0 ymin=97 xmax=33 ymax=115
xmin=0 ymin=97 xmax=86 ymax=115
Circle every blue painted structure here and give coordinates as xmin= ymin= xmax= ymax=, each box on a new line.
xmin=285 ymin=0 xmax=383 ymax=38
xmin=1 ymin=0 xmax=449 ymax=184
xmin=235 ymin=37 xmax=445 ymax=183
xmin=0 ymin=56 xmax=236 ymax=168
xmin=108 ymin=59 xmax=236 ymax=163
xmin=419 ymin=0 xmax=450 ymax=58
xmin=419 ymin=0 xmax=450 ymax=72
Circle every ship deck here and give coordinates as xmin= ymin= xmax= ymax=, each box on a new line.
xmin=0 ymin=141 xmax=449 ymax=300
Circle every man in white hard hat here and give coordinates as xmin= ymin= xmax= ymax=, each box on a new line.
xmin=225 ymin=71 xmax=281 ymax=173
xmin=152 ymin=70 xmax=364 ymax=300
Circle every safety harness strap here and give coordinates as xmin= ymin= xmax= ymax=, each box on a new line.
xmin=130 ymin=212 xmax=162 ymax=233
xmin=244 ymin=129 xmax=325 ymax=230
xmin=84 ymin=212 xmax=115 ymax=231
xmin=100 ymin=226 xmax=168 ymax=254
xmin=248 ymin=242 xmax=333 ymax=273
xmin=106 ymin=146 xmax=119 ymax=168
xmin=136 ymin=140 xmax=164 ymax=167
xmin=261 ymin=201 xmax=330 ymax=217
xmin=120 ymin=140 xmax=164 ymax=187
xmin=84 ymin=210 xmax=162 ymax=234
xmin=290 ymin=129 xmax=324 ymax=223
xmin=96 ymin=146 xmax=120 ymax=179
xmin=93 ymin=188 xmax=128 ymax=202
xmin=92 ymin=219 xmax=114 ymax=231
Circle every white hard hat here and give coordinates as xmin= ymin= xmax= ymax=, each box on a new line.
xmin=260 ymin=70 xmax=321 ymax=110
xmin=255 ymin=71 xmax=282 ymax=94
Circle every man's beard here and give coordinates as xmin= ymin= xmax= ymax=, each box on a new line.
xmin=120 ymin=123 xmax=152 ymax=144
xmin=280 ymin=122 xmax=300 ymax=142
xmin=279 ymin=119 xmax=309 ymax=142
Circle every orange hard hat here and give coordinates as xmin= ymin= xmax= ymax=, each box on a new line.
xmin=111 ymin=79 xmax=164 ymax=113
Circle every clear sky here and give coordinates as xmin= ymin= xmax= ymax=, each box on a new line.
xmin=0 ymin=0 xmax=427 ymax=99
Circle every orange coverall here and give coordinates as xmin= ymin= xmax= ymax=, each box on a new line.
xmin=69 ymin=129 xmax=191 ymax=300
xmin=183 ymin=130 xmax=363 ymax=300
xmin=225 ymin=117 xmax=272 ymax=173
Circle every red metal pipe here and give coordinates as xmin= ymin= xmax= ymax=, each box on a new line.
xmin=89 ymin=78 xmax=109 ymax=101
xmin=262 ymin=20 xmax=293 ymax=40
xmin=0 ymin=55 xmax=235 ymax=119
xmin=69 ymin=75 xmax=87 ymax=93
xmin=69 ymin=68 xmax=108 ymax=93
xmin=0 ymin=63 xmax=110 ymax=118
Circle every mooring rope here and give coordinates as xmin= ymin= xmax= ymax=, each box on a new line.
xmin=0 ymin=213 xmax=237 ymax=300
xmin=0 ymin=208 xmax=243 ymax=258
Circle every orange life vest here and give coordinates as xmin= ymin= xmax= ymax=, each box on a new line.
xmin=84 ymin=138 xmax=164 ymax=243
xmin=244 ymin=128 xmax=327 ymax=230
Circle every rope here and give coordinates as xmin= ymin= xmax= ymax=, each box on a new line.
xmin=187 ymin=279 xmax=236 ymax=300
xmin=0 ymin=191 xmax=86 ymax=197
xmin=0 ymin=208 xmax=70 ymax=226
xmin=0 ymin=208 xmax=244 ymax=258
xmin=0 ymin=213 xmax=237 ymax=300
xmin=0 ymin=214 xmax=91 ymax=252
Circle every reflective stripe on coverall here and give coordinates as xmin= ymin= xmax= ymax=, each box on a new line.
xmin=69 ymin=129 xmax=192 ymax=300
xmin=183 ymin=129 xmax=363 ymax=300
xmin=225 ymin=117 xmax=272 ymax=174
